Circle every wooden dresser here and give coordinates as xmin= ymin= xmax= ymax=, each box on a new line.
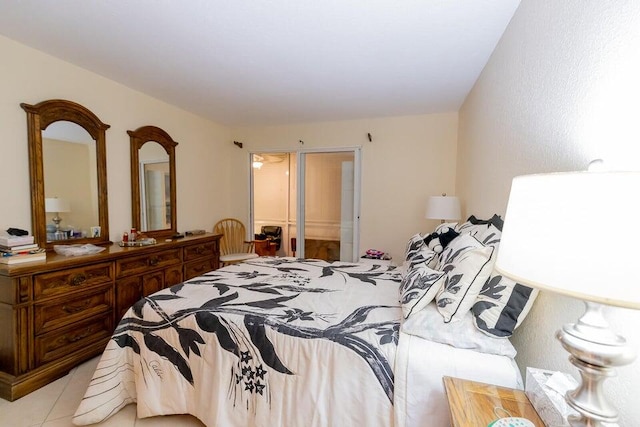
xmin=0 ymin=233 xmax=221 ymax=401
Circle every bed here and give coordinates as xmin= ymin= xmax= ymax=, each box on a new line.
xmin=73 ymin=216 xmax=536 ymax=427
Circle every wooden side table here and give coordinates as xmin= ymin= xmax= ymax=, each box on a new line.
xmin=443 ymin=376 xmax=545 ymax=427
xmin=254 ymin=239 xmax=277 ymax=256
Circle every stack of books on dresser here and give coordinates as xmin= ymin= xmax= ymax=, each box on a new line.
xmin=0 ymin=234 xmax=46 ymax=265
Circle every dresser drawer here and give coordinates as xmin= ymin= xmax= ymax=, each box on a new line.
xmin=184 ymin=258 xmax=217 ymax=280
xmin=184 ymin=241 xmax=217 ymax=262
xmin=35 ymin=315 xmax=113 ymax=366
xmin=34 ymin=284 xmax=113 ymax=334
xmin=165 ymin=265 xmax=183 ymax=288
xmin=34 ymin=262 xmax=113 ymax=300
xmin=115 ymin=248 xmax=181 ymax=278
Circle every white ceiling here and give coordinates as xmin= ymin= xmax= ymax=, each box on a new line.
xmin=0 ymin=1 xmax=520 ymax=126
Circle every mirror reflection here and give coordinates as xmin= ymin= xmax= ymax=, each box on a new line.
xmin=42 ymin=121 xmax=99 ymax=241
xmin=139 ymin=141 xmax=171 ymax=231
xmin=129 ymin=125 xmax=178 ymax=239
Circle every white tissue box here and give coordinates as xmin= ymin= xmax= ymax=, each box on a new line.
xmin=525 ymin=368 xmax=578 ymax=427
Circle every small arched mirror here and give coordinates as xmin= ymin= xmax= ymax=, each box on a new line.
xmin=21 ymin=99 xmax=110 ymax=250
xmin=129 ymin=126 xmax=178 ymax=239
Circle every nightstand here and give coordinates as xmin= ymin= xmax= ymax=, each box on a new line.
xmin=443 ymin=376 xmax=545 ymax=427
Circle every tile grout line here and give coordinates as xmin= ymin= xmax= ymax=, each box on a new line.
xmin=42 ymin=367 xmax=76 ymax=425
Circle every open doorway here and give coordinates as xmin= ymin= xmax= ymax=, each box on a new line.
xmin=250 ymin=149 xmax=360 ymax=262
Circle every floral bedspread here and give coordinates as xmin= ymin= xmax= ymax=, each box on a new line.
xmin=73 ymin=257 xmax=402 ymax=427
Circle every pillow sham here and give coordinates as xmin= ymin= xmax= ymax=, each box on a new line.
xmin=407 ymin=244 xmax=438 ymax=268
xmin=466 ymin=214 xmax=503 ymax=230
xmin=435 ymin=234 xmax=495 ymax=323
xmin=472 ymin=273 xmax=539 ymax=338
xmin=401 ymin=302 xmax=517 ymax=358
xmin=474 ymin=223 xmax=502 ymax=248
xmin=405 ymin=233 xmax=426 ymax=261
xmin=437 ymin=232 xmax=485 ymax=268
xmin=456 ymin=215 xmax=503 ymax=239
xmin=400 ymin=262 xmax=446 ymax=319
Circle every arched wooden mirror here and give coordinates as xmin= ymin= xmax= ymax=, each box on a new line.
xmin=128 ymin=126 xmax=178 ymax=239
xmin=21 ymin=99 xmax=110 ymax=250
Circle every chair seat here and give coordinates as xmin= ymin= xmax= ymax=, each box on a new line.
xmin=220 ymin=252 xmax=260 ymax=263
xmin=214 ymin=218 xmax=259 ymax=266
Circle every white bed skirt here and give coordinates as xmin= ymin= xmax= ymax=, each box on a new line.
xmin=394 ymin=332 xmax=523 ymax=427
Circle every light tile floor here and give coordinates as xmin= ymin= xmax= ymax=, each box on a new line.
xmin=0 ymin=356 xmax=205 ymax=427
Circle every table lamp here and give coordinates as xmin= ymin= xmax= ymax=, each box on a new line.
xmin=45 ymin=197 xmax=71 ymax=232
xmin=495 ymin=170 xmax=640 ymax=426
xmin=425 ymin=194 xmax=461 ymax=223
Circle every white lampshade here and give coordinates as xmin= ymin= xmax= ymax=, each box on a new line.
xmin=45 ymin=197 xmax=71 ymax=213
xmin=425 ymin=195 xmax=461 ymax=221
xmin=495 ymin=171 xmax=640 ymax=310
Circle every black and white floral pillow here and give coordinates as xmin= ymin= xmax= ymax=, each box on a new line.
xmin=405 ymin=233 xmax=426 ymax=261
xmin=456 ymin=215 xmax=503 ymax=242
xmin=400 ymin=263 xmax=446 ymax=319
xmin=407 ymin=244 xmax=438 ymax=268
xmin=472 ymin=274 xmax=539 ymax=338
xmin=435 ymin=234 xmax=495 ymax=323
xmin=474 ymin=223 xmax=502 ymax=248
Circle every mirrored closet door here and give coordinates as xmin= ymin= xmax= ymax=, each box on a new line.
xmin=250 ymin=148 xmax=360 ymax=262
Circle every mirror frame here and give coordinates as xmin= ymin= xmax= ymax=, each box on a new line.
xmin=128 ymin=125 xmax=178 ymax=239
xmin=21 ymin=99 xmax=111 ymax=250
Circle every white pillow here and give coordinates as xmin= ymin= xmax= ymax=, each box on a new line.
xmin=401 ymin=302 xmax=517 ymax=358
xmin=435 ymin=234 xmax=495 ymax=323
xmin=400 ymin=263 xmax=446 ymax=319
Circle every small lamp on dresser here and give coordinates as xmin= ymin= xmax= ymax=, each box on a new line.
xmin=45 ymin=197 xmax=71 ymax=232
xmin=495 ymin=168 xmax=640 ymax=427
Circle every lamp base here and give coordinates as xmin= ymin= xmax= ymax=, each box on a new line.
xmin=52 ymin=214 xmax=62 ymax=231
xmin=556 ymin=302 xmax=636 ymax=426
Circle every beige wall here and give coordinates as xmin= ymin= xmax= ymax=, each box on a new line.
xmin=457 ymin=1 xmax=640 ymax=424
xmin=0 ymin=35 xmax=232 ymax=240
xmin=232 ymin=112 xmax=459 ymax=261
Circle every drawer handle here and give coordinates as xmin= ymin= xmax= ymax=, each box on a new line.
xmin=196 ymin=247 xmax=205 ymax=254
xmin=68 ymin=328 xmax=92 ymax=343
xmin=148 ymin=257 xmax=160 ymax=266
xmin=62 ymin=300 xmax=91 ymax=314
xmin=70 ymin=274 xmax=87 ymax=286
